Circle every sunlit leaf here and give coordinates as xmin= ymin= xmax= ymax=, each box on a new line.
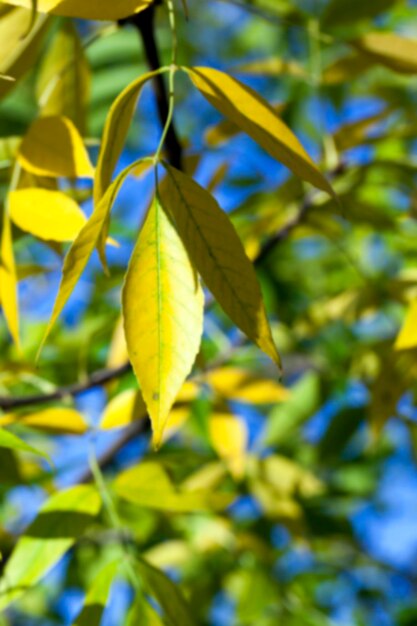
xmin=18 ymin=116 xmax=94 ymax=178
xmin=187 ymin=67 xmax=334 ymax=196
xmin=9 ymin=188 xmax=87 ymax=242
xmin=395 ymin=300 xmax=417 ymax=350
xmin=0 ymin=427 xmax=50 ymax=461
xmin=352 ymin=32 xmax=417 ymax=74
xmin=207 ymin=367 xmax=289 ymax=403
xmin=100 ymin=389 xmax=147 ymax=430
xmin=161 ymin=165 xmax=281 ymax=368
xmin=1 ymin=0 xmax=152 ymax=20
xmin=122 ymin=196 xmax=204 ymax=448
xmin=209 ymin=412 xmax=248 ymax=479
xmin=0 ymin=407 xmax=88 ymax=434
xmin=0 ymin=211 xmax=19 ymax=345
xmin=0 ymin=485 xmax=101 ymax=610
xmin=72 ymin=561 xmax=119 ymax=626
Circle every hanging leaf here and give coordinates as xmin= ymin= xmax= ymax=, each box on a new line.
xmin=351 ymin=32 xmax=417 ymax=74
xmin=100 ymin=389 xmax=148 ymax=430
xmin=207 ymin=367 xmax=289 ymax=403
xmin=72 ymin=561 xmax=119 ymax=626
xmin=322 ymin=0 xmax=399 ymax=28
xmin=395 ymin=300 xmax=417 ymax=350
xmin=0 ymin=485 xmax=101 ymax=610
xmin=18 ymin=116 xmax=94 ymax=179
xmin=36 ymin=21 xmax=90 ymax=133
xmin=0 ymin=210 xmax=19 ymax=346
xmin=137 ymin=558 xmax=195 ymax=626
xmin=187 ymin=67 xmax=334 ymax=196
xmin=0 ymin=407 xmax=88 ymax=434
xmin=122 ymin=196 xmax=204 ymax=448
xmin=161 ymin=165 xmax=281 ymax=368
xmin=0 ymin=7 xmax=50 ymax=100
xmin=209 ymin=412 xmax=248 ymax=479
xmin=9 ymin=188 xmax=87 ymax=242
xmin=1 ymin=0 xmax=152 ymax=20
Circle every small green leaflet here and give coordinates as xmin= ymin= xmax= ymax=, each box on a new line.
xmin=0 ymin=428 xmax=51 ymax=463
xmin=72 ymin=561 xmax=119 ymax=626
xmin=0 ymin=485 xmax=101 ymax=610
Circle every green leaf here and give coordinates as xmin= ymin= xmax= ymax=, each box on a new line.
xmin=187 ymin=67 xmax=334 ymax=196
xmin=72 ymin=561 xmax=119 ymax=626
xmin=322 ymin=0 xmax=399 ymax=28
xmin=1 ymin=0 xmax=152 ymax=20
xmin=137 ymin=557 xmax=195 ymax=626
xmin=0 ymin=485 xmax=101 ymax=610
xmin=122 ymin=196 xmax=204 ymax=448
xmin=161 ymin=165 xmax=281 ymax=368
xmin=0 ymin=210 xmax=19 ymax=346
xmin=0 ymin=427 xmax=50 ymax=462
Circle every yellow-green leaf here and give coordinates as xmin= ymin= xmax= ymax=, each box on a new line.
xmin=187 ymin=67 xmax=334 ymax=196
xmin=395 ymin=300 xmax=417 ymax=350
xmin=207 ymin=367 xmax=289 ymax=403
xmin=0 ymin=211 xmax=19 ymax=346
xmin=351 ymin=32 xmax=417 ymax=74
xmin=18 ymin=115 xmax=94 ymax=178
xmin=1 ymin=0 xmax=152 ymax=20
xmin=0 ymin=407 xmax=88 ymax=434
xmin=0 ymin=485 xmax=101 ymax=610
xmin=94 ymin=70 xmax=159 ymax=206
xmin=209 ymin=412 xmax=248 ymax=479
xmin=72 ymin=561 xmax=119 ymax=626
xmin=161 ymin=166 xmax=281 ymax=368
xmin=0 ymin=8 xmax=50 ymax=100
xmin=122 ymin=196 xmax=204 ymax=448
xmin=0 ymin=427 xmax=50 ymax=462
xmin=9 ymin=188 xmax=87 ymax=242
xmin=100 ymin=389 xmax=147 ymax=430
xmin=36 ymin=22 xmax=90 ymax=133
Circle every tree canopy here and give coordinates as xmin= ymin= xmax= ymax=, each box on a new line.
xmin=1 ymin=0 xmax=417 ymax=624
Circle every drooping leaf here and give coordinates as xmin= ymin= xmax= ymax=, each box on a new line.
xmin=114 ymin=462 xmax=233 ymax=512
xmin=161 ymin=165 xmax=281 ymax=368
xmin=322 ymin=0 xmax=399 ymax=28
xmin=0 ymin=485 xmax=101 ymax=610
xmin=100 ymin=389 xmax=148 ymax=430
xmin=209 ymin=412 xmax=248 ymax=479
xmin=39 ymin=158 xmax=144 ymax=350
xmin=122 ymin=196 xmax=204 ymax=448
xmin=187 ymin=67 xmax=334 ymax=196
xmin=137 ymin=558 xmax=195 ymax=626
xmin=1 ymin=0 xmax=152 ymax=20
xmin=322 ymin=53 xmax=375 ymax=85
xmin=0 ymin=210 xmax=19 ymax=345
xmin=351 ymin=32 xmax=417 ymax=74
xmin=36 ymin=21 xmax=90 ymax=133
xmin=0 ymin=427 xmax=50 ymax=461
xmin=0 ymin=407 xmax=88 ymax=434
xmin=395 ymin=300 xmax=417 ymax=350
xmin=0 ymin=7 xmax=50 ymax=100
xmin=9 ymin=188 xmax=87 ymax=242
xmin=207 ymin=367 xmax=289 ymax=403
xmin=72 ymin=561 xmax=119 ymax=626
xmin=18 ymin=116 xmax=94 ymax=178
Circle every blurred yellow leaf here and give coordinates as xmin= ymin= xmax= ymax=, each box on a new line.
xmin=188 ymin=67 xmax=334 ymax=196
xmin=9 ymin=188 xmax=87 ymax=242
xmin=395 ymin=300 xmax=417 ymax=350
xmin=100 ymin=389 xmax=147 ymax=430
xmin=352 ymin=32 xmax=417 ymax=74
xmin=0 ymin=407 xmax=88 ymax=434
xmin=161 ymin=166 xmax=281 ymax=368
xmin=0 ymin=211 xmax=19 ymax=346
xmin=209 ymin=412 xmax=248 ymax=479
xmin=1 ymin=0 xmax=152 ymax=20
xmin=207 ymin=367 xmax=289 ymax=403
xmin=18 ymin=116 xmax=94 ymax=178
xmin=123 ymin=196 xmax=204 ymax=448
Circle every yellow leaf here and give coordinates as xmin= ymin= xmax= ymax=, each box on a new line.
xmin=0 ymin=8 xmax=50 ymax=100
xmin=322 ymin=53 xmax=375 ymax=85
xmin=0 ymin=407 xmax=88 ymax=434
xmin=107 ymin=316 xmax=129 ymax=368
xmin=235 ymin=57 xmax=307 ymax=78
xmin=395 ymin=300 xmax=417 ymax=350
xmin=209 ymin=412 xmax=248 ymax=479
xmin=9 ymin=188 xmax=87 ymax=242
xmin=114 ymin=461 xmax=232 ymax=512
xmin=100 ymin=389 xmax=147 ymax=430
xmin=122 ymin=196 xmax=204 ymax=448
xmin=161 ymin=165 xmax=281 ymax=368
xmin=18 ymin=116 xmax=94 ymax=179
xmin=352 ymin=32 xmax=417 ymax=74
xmin=0 ymin=211 xmax=19 ymax=346
xmin=94 ymin=71 xmax=159 ymax=206
xmin=188 ymin=67 xmax=334 ymax=196
xmin=36 ymin=22 xmax=90 ymax=133
xmin=39 ymin=158 xmax=142 ymax=351
xmin=1 ymin=0 xmax=152 ymax=20
xmin=207 ymin=367 xmax=289 ymax=404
